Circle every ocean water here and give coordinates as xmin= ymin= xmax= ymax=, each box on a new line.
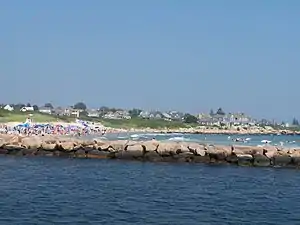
xmin=100 ymin=132 xmax=300 ymax=148
xmin=0 ymin=157 xmax=300 ymax=224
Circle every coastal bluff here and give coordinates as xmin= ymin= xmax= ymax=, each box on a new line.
xmin=0 ymin=134 xmax=300 ymax=168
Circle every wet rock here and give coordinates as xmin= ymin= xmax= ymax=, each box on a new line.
xmin=87 ymin=150 xmax=110 ymax=159
xmin=0 ymin=148 xmax=8 ymax=154
xmin=54 ymin=150 xmax=73 ymax=157
xmin=74 ymin=149 xmax=87 ymax=158
xmin=22 ymin=148 xmax=39 ymax=156
xmin=225 ymin=154 xmax=238 ymax=164
xmin=193 ymin=155 xmax=211 ymax=163
xmin=237 ymin=154 xmax=253 ymax=166
xmin=253 ymin=154 xmax=270 ymax=167
xmin=290 ymin=150 xmax=300 ymax=164
xmin=272 ymin=151 xmax=292 ymax=167
xmin=35 ymin=149 xmax=53 ymax=156
xmin=4 ymin=145 xmax=25 ymax=155
xmin=116 ymin=147 xmax=144 ymax=159
xmin=143 ymin=151 xmax=162 ymax=162
xmin=176 ymin=152 xmax=195 ymax=162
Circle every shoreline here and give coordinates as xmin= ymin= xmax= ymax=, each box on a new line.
xmin=104 ymin=128 xmax=300 ymax=136
xmin=1 ymin=121 xmax=299 ymax=136
xmin=0 ymin=134 xmax=299 ymax=168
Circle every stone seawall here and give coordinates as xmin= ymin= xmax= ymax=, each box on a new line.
xmin=0 ymin=134 xmax=300 ymax=168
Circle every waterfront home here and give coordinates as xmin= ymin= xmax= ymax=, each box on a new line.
xmin=53 ymin=107 xmax=65 ymax=116
xmin=140 ymin=111 xmax=163 ymax=119
xmin=103 ymin=110 xmax=131 ymax=120
xmin=139 ymin=111 xmax=150 ymax=119
xmin=20 ymin=106 xmax=34 ymax=112
xmin=63 ymin=107 xmax=83 ymax=118
xmin=3 ymin=104 xmax=14 ymax=111
xmin=86 ymin=109 xmax=100 ymax=118
xmin=168 ymin=111 xmax=185 ymax=121
xmin=39 ymin=107 xmax=53 ymax=114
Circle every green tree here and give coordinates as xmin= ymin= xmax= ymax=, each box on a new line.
xmin=129 ymin=108 xmax=142 ymax=117
xmin=209 ymin=109 xmax=214 ymax=116
xmin=32 ymin=105 xmax=39 ymax=111
xmin=74 ymin=102 xmax=87 ymax=110
xmin=14 ymin=103 xmax=25 ymax=110
xmin=216 ymin=107 xmax=225 ymax=115
xmin=292 ymin=118 xmax=299 ymax=126
xmin=183 ymin=113 xmax=198 ymax=124
xmin=44 ymin=103 xmax=54 ymax=109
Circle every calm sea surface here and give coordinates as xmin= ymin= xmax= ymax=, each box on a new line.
xmin=101 ymin=132 xmax=300 ymax=148
xmin=0 ymin=156 xmax=300 ymax=224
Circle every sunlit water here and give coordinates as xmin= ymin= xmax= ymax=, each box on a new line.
xmin=91 ymin=132 xmax=300 ymax=148
xmin=0 ymin=157 xmax=299 ymax=224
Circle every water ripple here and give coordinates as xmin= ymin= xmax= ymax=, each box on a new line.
xmin=0 ymin=157 xmax=300 ymax=224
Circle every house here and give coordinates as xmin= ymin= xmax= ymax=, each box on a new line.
xmin=87 ymin=110 xmax=100 ymax=118
xmin=223 ymin=113 xmax=252 ymax=125
xmin=63 ymin=107 xmax=83 ymax=118
xmin=103 ymin=110 xmax=131 ymax=119
xmin=139 ymin=111 xmax=150 ymax=119
xmin=162 ymin=112 xmax=172 ymax=121
xmin=168 ymin=111 xmax=184 ymax=121
xmin=70 ymin=109 xmax=82 ymax=118
xmin=20 ymin=106 xmax=34 ymax=112
xmin=3 ymin=104 xmax=14 ymax=111
xmin=139 ymin=111 xmax=164 ymax=120
xmin=53 ymin=107 xmax=65 ymax=116
xmin=39 ymin=107 xmax=53 ymax=114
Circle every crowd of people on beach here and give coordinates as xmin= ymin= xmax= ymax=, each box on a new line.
xmin=0 ymin=119 xmax=106 ymax=137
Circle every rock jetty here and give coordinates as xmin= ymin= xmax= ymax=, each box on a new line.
xmin=0 ymin=134 xmax=300 ymax=168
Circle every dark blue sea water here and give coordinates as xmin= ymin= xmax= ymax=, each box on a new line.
xmin=0 ymin=156 xmax=300 ymax=224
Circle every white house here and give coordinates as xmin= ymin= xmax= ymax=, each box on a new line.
xmin=20 ymin=106 xmax=34 ymax=112
xmin=3 ymin=104 xmax=14 ymax=111
xmin=39 ymin=107 xmax=53 ymax=114
xmin=87 ymin=110 xmax=100 ymax=118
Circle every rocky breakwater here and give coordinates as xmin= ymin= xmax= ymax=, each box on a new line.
xmin=1 ymin=134 xmax=300 ymax=168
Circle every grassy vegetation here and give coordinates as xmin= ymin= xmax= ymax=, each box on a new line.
xmin=0 ymin=109 xmax=73 ymax=123
xmin=98 ymin=118 xmax=197 ymax=129
xmin=0 ymin=110 xmax=195 ymax=128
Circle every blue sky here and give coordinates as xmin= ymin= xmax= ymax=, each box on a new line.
xmin=0 ymin=1 xmax=299 ymax=121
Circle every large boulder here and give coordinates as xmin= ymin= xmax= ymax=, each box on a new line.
xmin=141 ymin=140 xmax=159 ymax=152
xmin=41 ymin=143 xmax=57 ymax=151
xmin=59 ymin=142 xmax=75 ymax=151
xmin=233 ymin=145 xmax=263 ymax=155
xmin=207 ymin=145 xmax=231 ymax=161
xmin=236 ymin=154 xmax=253 ymax=166
xmin=21 ymin=137 xmax=42 ymax=149
xmin=74 ymin=149 xmax=87 ymax=158
xmin=272 ymin=150 xmax=292 ymax=167
xmin=87 ymin=150 xmax=110 ymax=159
xmin=290 ymin=150 xmax=300 ymax=166
xmin=253 ymin=154 xmax=270 ymax=167
xmin=188 ymin=143 xmax=206 ymax=156
xmin=156 ymin=142 xmax=181 ymax=156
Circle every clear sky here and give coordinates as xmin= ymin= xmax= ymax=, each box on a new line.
xmin=1 ymin=1 xmax=299 ymax=121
